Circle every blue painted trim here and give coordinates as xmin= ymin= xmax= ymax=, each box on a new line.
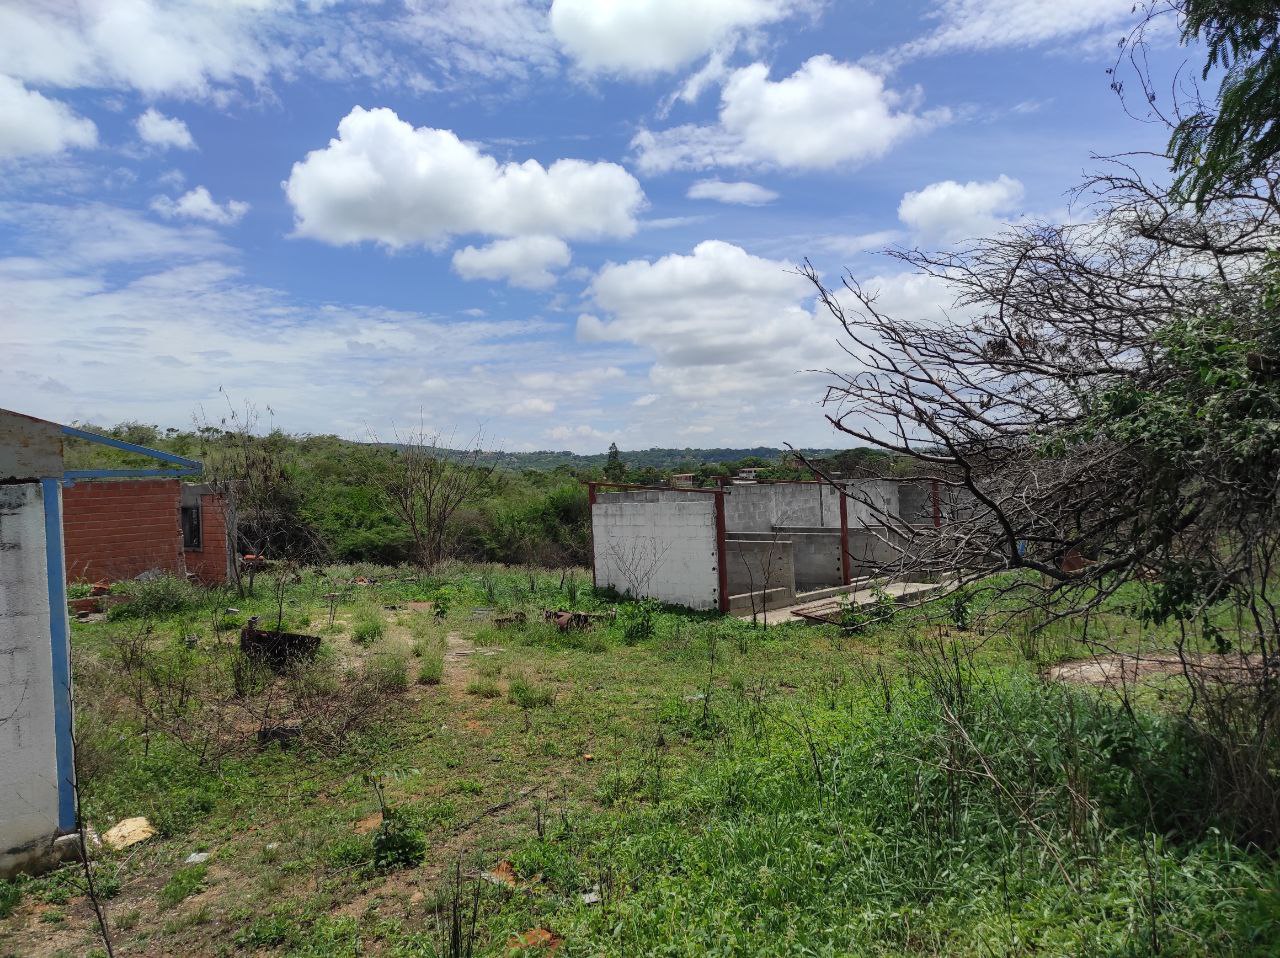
xmin=63 ymin=468 xmax=202 ymax=480
xmin=60 ymin=425 xmax=202 ymax=471
xmin=40 ymin=478 xmax=77 ymax=832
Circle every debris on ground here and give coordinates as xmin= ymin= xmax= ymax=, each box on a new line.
xmin=580 ymin=887 xmax=601 ymax=905
xmin=507 ymin=927 xmax=563 ymax=952
xmin=482 ymin=860 xmax=518 ymax=887
xmin=102 ymin=817 xmax=155 ymax=850
xmin=184 ymin=851 xmax=211 ymax=865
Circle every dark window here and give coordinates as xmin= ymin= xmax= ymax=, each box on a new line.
xmin=181 ymin=504 xmax=202 ymax=549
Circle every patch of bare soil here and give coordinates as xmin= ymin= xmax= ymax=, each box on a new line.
xmin=1046 ymin=651 xmax=1271 ymax=687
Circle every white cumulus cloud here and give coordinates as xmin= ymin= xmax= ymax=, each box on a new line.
xmin=634 ymin=56 xmax=947 ymax=173
xmin=0 ymin=75 xmax=97 ymax=158
xmin=151 ymin=186 xmax=249 ymax=225
xmin=898 ymin=174 xmax=1024 ymax=242
xmin=550 ymin=0 xmax=793 ymax=75
xmin=284 ymin=106 xmax=646 ymax=250
xmin=452 ymin=235 xmax=572 ymax=289
xmin=135 ymin=107 xmax=195 ymax=150
xmin=687 ymin=178 xmax=778 ymax=205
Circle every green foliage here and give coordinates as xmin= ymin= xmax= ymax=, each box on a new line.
xmin=107 ymin=574 xmax=202 ymax=620
xmin=1169 ymin=0 xmax=1280 ymax=204
xmin=0 ymin=880 xmax=22 ymax=919
xmin=371 ymin=808 xmax=426 ymax=871
xmin=159 ymin=864 xmax=208 ymax=907
xmin=507 ymin=671 xmax=554 ymax=709
xmin=350 ymin=607 xmax=385 ymax=646
xmin=621 ymin=600 xmax=657 ymax=645
xmin=509 ymin=671 xmax=1280 ymax=955
xmin=417 ymin=649 xmax=444 ymax=685
xmin=466 ymin=677 xmax=501 ymax=698
xmin=366 ymin=651 xmax=409 ymax=692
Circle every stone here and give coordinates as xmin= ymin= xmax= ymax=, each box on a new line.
xmin=102 ymin=817 xmax=155 ymax=850
xmin=184 ymin=852 xmax=210 ymax=865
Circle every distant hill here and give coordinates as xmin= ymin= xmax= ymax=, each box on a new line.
xmin=464 ymin=446 xmax=842 ymax=472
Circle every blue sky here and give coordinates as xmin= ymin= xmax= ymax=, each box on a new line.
xmin=0 ymin=0 xmax=1189 ymax=452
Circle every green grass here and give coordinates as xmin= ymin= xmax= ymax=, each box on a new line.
xmin=159 ymin=864 xmax=208 ymax=908
xmin=350 ymin=606 xmax=386 ymax=645
xmin=465 ymin=677 xmax=501 ymax=698
xmin=14 ymin=561 xmax=1277 ymax=957
xmin=417 ymin=648 xmax=444 ymax=685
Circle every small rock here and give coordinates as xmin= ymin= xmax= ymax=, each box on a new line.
xmin=103 ymin=817 xmax=155 ymax=850
xmin=264 ymin=842 xmax=279 ymax=851
xmin=184 ymin=851 xmax=210 ymax=865
xmin=225 ymin=607 xmax=241 ymax=614
xmin=580 ymin=887 xmax=601 ymax=905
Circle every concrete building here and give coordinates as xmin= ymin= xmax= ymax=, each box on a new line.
xmin=0 ymin=408 xmax=203 ymax=876
xmin=588 ymin=478 xmax=943 ymax=613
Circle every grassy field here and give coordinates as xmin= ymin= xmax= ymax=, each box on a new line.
xmin=2 ymin=564 xmax=1278 ymax=956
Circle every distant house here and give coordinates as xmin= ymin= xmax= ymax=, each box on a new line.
xmin=670 ymin=473 xmax=695 ymax=488
xmin=736 ymin=467 xmax=762 ymax=481
xmin=62 ymin=478 xmax=231 ymax=586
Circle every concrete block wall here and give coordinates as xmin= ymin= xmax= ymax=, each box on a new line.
xmin=62 ymin=478 xmax=185 ymax=583
xmin=0 ymin=483 xmax=65 ymax=874
xmin=847 ymin=527 xmax=910 ymax=575
xmin=724 ymin=483 xmax=831 ymax=532
xmin=724 ymin=536 xmax=795 ymax=602
xmin=774 ymin=527 xmax=845 ymax=591
xmin=592 ymin=493 xmax=720 ymax=610
xmin=842 ymin=480 xmax=900 ymax=528
xmin=897 ymin=481 xmax=935 ymax=525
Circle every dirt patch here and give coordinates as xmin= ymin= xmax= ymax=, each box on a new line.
xmin=1046 ymin=651 xmax=1271 ymax=687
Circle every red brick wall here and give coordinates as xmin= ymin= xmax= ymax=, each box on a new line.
xmin=63 ymin=479 xmax=185 ymax=583
xmin=184 ymin=492 xmax=230 ymax=585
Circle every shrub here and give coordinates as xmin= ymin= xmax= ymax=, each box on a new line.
xmin=508 ymin=672 xmax=554 ymax=709
xmin=417 ymin=649 xmax=444 ymax=685
xmin=107 ymin=574 xmax=200 ymax=620
xmin=371 ymin=808 xmax=426 ymax=871
xmin=0 ymin=880 xmax=22 ymax=919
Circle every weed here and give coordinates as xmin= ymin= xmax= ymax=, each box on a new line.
xmin=351 ymin=607 xmax=386 ymax=645
xmin=418 ymin=649 xmax=444 ymax=685
xmin=508 ymin=671 xmax=554 ymax=709
xmin=108 ymin=574 xmax=201 ymax=620
xmin=372 ymin=808 xmax=426 ymax=871
xmin=0 ymin=880 xmax=21 ymax=918
xmin=466 ymin=677 xmax=501 ymax=698
xmin=159 ymin=864 xmax=208 ymax=907
xmin=367 ymin=651 xmax=409 ymax=692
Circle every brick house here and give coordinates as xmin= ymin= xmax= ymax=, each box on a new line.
xmin=62 ymin=478 xmax=231 ymax=585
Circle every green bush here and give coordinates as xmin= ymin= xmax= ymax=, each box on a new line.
xmin=0 ymin=879 xmax=22 ymax=918
xmin=107 ymin=574 xmax=201 ymax=620
xmin=371 ymin=808 xmax=426 ymax=871
xmin=366 ymin=652 xmax=408 ymax=693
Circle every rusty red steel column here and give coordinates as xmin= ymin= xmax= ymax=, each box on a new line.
xmin=714 ymin=488 xmax=729 ymax=613
xmin=838 ymin=482 xmax=852 ymax=585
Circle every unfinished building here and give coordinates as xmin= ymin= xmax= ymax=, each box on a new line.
xmin=589 ymin=478 xmax=943 ymax=614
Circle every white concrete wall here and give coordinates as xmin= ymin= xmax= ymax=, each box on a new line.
xmin=0 ymin=483 xmax=62 ymax=868
xmin=592 ymin=492 xmax=720 ymax=610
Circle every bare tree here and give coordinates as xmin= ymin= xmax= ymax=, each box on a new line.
xmin=371 ymin=423 xmax=495 ymax=571
xmin=801 ymin=152 xmax=1280 ymax=845
xmin=603 ymin=534 xmax=667 ymax=600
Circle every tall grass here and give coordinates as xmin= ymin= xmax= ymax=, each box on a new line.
xmin=503 ymin=668 xmax=1280 ymax=956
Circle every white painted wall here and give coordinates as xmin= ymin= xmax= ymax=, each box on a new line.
xmin=0 ymin=483 xmax=62 ymax=867
xmin=592 ymin=493 xmax=720 ymax=610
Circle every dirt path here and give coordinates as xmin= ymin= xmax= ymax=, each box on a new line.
xmin=442 ymin=629 xmax=476 ymax=697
